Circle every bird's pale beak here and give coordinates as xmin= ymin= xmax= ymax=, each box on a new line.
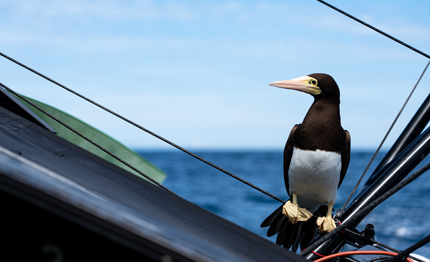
xmin=269 ymin=75 xmax=321 ymax=96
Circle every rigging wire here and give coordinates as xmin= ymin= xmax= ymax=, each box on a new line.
xmin=0 ymin=51 xmax=285 ymax=204
xmin=0 ymin=81 xmax=176 ymax=195
xmin=317 ymin=0 xmax=430 ymax=214
xmin=315 ymin=0 xmax=430 ymax=258
xmin=301 ymin=161 xmax=430 ymax=257
xmin=340 ymin=60 xmax=430 ymax=213
xmin=317 ymin=0 xmax=430 ymax=60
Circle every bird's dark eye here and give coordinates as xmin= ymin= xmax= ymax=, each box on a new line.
xmin=311 ymin=80 xmax=317 ymax=85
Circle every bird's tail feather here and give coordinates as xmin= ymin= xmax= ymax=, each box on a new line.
xmin=261 ymin=204 xmax=327 ymax=252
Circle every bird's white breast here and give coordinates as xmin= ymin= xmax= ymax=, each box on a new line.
xmin=289 ymin=147 xmax=341 ymax=212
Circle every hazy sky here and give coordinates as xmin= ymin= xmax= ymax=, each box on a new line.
xmin=1 ymin=0 xmax=429 ymax=150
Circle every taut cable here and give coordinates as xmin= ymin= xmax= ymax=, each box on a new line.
xmin=0 ymin=51 xmax=285 ymax=203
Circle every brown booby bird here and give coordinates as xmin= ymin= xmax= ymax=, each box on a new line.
xmin=260 ymin=73 xmax=350 ymax=252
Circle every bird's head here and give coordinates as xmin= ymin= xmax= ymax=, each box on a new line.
xmin=269 ymin=73 xmax=340 ymax=101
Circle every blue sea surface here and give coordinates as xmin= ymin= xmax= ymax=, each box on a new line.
xmin=138 ymin=150 xmax=430 ymax=257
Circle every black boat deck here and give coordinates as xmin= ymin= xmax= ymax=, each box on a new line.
xmin=0 ymin=105 xmax=306 ymax=261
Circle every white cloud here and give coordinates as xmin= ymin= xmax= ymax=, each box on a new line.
xmin=2 ymin=0 xmax=189 ymax=21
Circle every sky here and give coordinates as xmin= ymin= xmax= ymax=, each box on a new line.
xmin=0 ymin=0 xmax=430 ymax=150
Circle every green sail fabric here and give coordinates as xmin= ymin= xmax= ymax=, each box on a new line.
xmin=17 ymin=96 xmax=166 ymax=184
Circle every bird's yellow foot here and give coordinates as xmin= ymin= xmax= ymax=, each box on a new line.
xmin=316 ymin=216 xmax=336 ymax=233
xmin=282 ymin=200 xmax=313 ymax=224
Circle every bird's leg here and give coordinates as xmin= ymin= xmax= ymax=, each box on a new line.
xmin=325 ymin=203 xmax=333 ymax=219
xmin=292 ymin=192 xmax=298 ymax=205
xmin=316 ymin=203 xmax=336 ymax=233
xmin=282 ymin=193 xmax=313 ymax=224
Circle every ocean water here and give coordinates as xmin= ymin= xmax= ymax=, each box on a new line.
xmin=138 ymin=150 xmax=430 ymax=257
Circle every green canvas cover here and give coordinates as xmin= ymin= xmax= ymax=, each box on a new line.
xmin=17 ymin=96 xmax=166 ymax=184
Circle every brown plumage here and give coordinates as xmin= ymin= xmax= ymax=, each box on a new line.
xmin=261 ymin=73 xmax=350 ymax=252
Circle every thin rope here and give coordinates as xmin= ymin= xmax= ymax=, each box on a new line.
xmin=340 ymin=60 xmax=430 ymax=213
xmin=0 ymin=81 xmax=176 ymax=194
xmin=0 ymin=51 xmax=285 ymax=203
xmin=317 ymin=0 xmax=430 ymax=60
xmin=314 ymin=251 xmax=413 ymax=262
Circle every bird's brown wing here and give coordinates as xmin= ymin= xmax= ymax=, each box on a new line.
xmin=283 ymin=124 xmax=299 ymax=196
xmin=338 ymin=130 xmax=351 ymax=188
